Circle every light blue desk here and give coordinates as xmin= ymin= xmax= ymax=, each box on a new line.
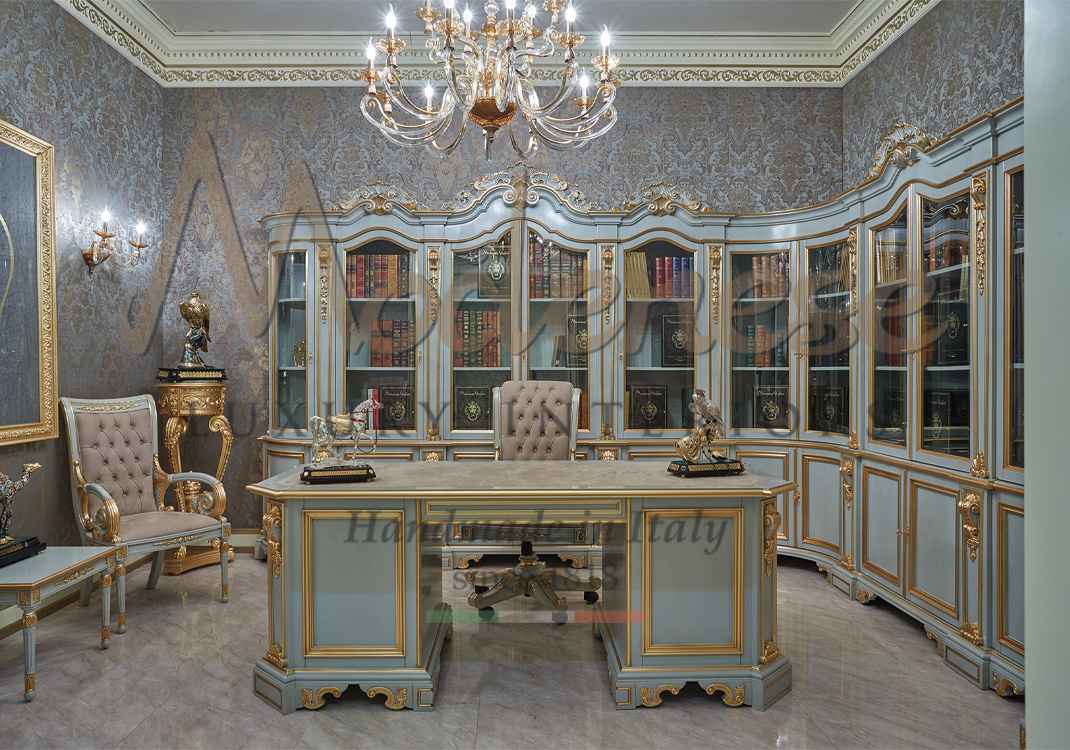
xmin=249 ymin=461 xmax=795 ymax=713
xmin=0 ymin=546 xmax=118 ymax=700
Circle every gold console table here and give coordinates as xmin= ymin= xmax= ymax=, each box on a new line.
xmin=156 ymin=380 xmax=236 ymax=574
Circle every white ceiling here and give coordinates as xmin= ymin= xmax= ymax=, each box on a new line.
xmin=55 ymin=0 xmax=942 ymax=86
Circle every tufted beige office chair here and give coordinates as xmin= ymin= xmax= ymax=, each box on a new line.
xmin=60 ymin=395 xmax=230 ymax=633
xmin=465 ymin=380 xmax=600 ymax=623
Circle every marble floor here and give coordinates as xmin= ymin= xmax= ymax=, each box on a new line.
xmin=0 ymin=554 xmax=1023 ymax=749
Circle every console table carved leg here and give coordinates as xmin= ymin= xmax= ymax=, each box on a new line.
xmin=20 ymin=607 xmax=36 ymax=702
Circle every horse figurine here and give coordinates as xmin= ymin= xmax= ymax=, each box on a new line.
xmin=0 ymin=463 xmax=40 ymax=543
xmin=308 ymin=398 xmax=382 ymax=463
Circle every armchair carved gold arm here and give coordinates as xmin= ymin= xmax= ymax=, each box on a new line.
xmin=73 ymin=460 xmax=121 ymax=544
xmin=152 ymin=455 xmax=227 ymax=521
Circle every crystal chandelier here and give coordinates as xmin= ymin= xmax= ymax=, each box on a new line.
xmin=360 ymin=0 xmax=621 ymax=157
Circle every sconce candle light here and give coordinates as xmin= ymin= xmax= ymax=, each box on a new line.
xmin=82 ymin=207 xmax=149 ymax=274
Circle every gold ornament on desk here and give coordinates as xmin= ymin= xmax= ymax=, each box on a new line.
xmin=668 ymin=390 xmax=744 ymax=477
xmin=0 ymin=463 xmax=46 ymax=568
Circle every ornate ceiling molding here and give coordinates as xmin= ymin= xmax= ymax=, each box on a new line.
xmin=55 ymin=0 xmax=940 ymax=88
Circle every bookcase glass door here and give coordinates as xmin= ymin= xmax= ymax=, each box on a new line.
xmin=1007 ymin=169 xmax=1024 ymax=468
xmin=729 ymin=250 xmax=791 ymax=431
xmin=274 ymin=251 xmax=308 ymax=430
xmin=525 ymin=230 xmax=590 ymax=430
xmin=870 ymin=208 xmax=908 ymax=446
xmin=919 ymin=193 xmax=971 ymax=458
xmin=343 ymin=240 xmax=417 ymax=434
xmin=623 ymin=242 xmax=696 ymax=432
xmin=805 ymin=241 xmax=851 ymax=435
xmin=451 ymin=231 xmax=513 ymax=432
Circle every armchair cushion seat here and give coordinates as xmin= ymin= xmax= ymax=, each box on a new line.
xmin=118 ymin=511 xmax=225 ymax=544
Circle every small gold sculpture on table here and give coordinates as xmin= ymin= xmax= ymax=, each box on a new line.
xmin=158 ymin=291 xmax=226 ymax=382
xmin=668 ymin=390 xmax=744 ymax=477
xmin=302 ymin=398 xmax=383 ymax=483
xmin=0 ymin=463 xmax=46 ymax=568
xmin=293 ymin=339 xmax=306 ymax=367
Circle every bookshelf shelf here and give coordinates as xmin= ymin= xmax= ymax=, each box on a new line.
xmin=874 ymin=366 xmax=909 ymax=372
xmin=733 ymin=296 xmax=790 ymax=303
xmin=811 ymin=291 xmax=849 ymax=301
xmin=809 ymin=366 xmax=849 ymax=372
xmin=346 ymin=296 xmax=414 ymax=303
xmin=626 ymin=366 xmax=695 ymax=372
xmin=626 ymin=296 xmax=695 ymax=302
xmin=346 ymin=366 xmax=416 ymax=372
xmin=923 ymin=365 xmax=970 ymax=372
xmin=731 ymin=366 xmax=790 ymax=372
xmin=277 ymin=297 xmax=305 ymax=304
xmin=277 ymin=366 xmax=307 ymax=372
xmin=923 ymin=262 xmax=969 ymax=278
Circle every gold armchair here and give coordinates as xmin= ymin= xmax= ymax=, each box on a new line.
xmin=61 ymin=395 xmax=231 ymax=633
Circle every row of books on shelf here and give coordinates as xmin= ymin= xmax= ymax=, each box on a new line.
xmin=453 ymin=310 xmax=503 ymax=367
xmin=748 ymin=253 xmax=789 ymax=299
xmin=361 ymin=386 xmax=415 ymax=430
xmin=745 ymin=325 xmax=787 ymax=368
xmin=346 ymin=252 xmax=411 ymax=298
xmin=451 ymin=383 xmax=590 ymax=431
xmin=625 ymin=253 xmax=692 ymax=299
xmin=370 ymin=318 xmax=416 ymax=367
xmin=875 ymin=248 xmax=904 ymax=285
xmin=925 ymin=239 xmax=968 ymax=272
xmin=529 ymin=240 xmax=587 ymax=299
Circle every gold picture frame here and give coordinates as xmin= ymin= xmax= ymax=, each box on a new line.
xmin=0 ymin=118 xmax=57 ymax=446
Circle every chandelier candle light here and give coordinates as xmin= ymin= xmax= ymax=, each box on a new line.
xmin=361 ymin=0 xmax=620 ymax=157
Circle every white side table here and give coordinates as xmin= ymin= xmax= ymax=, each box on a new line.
xmin=0 ymin=546 xmax=120 ymax=701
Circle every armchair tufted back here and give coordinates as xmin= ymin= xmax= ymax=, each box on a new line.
xmin=497 ymin=380 xmax=575 ymax=461
xmin=72 ymin=404 xmax=158 ymax=516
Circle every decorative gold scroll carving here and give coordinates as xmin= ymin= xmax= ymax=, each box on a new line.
xmin=868 ymin=122 xmax=938 ymax=177
xmin=54 ymin=566 xmax=94 ymax=586
xmin=992 ymin=673 xmax=1020 ymax=697
xmin=152 ymin=533 xmax=204 ymax=547
xmin=456 ymin=555 xmax=480 ymax=569
xmin=618 ymin=181 xmax=712 ymax=215
xmin=302 ymin=686 xmax=342 ymax=709
xmin=263 ymin=503 xmax=283 ymax=579
xmin=926 ymin=630 xmax=945 ymax=657
xmin=601 ymin=245 xmax=614 ymax=324
xmin=425 ymin=423 xmax=442 ymax=441
xmin=840 ymin=457 xmax=854 ymax=511
xmin=706 ymin=683 xmax=746 ymax=707
xmin=599 ymin=423 xmax=615 ymax=441
xmin=817 ymin=566 xmax=832 ymax=584
xmin=599 ymin=450 xmax=617 ymax=461
xmin=762 ymin=499 xmax=781 ymax=576
xmin=424 ymin=450 xmax=443 ymax=462
xmin=21 ymin=612 xmax=37 ymax=628
xmin=156 ymin=383 xmax=226 ymax=416
xmin=333 ymin=182 xmax=422 ymax=214
xmin=857 ymin=588 xmax=873 ymax=605
xmin=640 ymin=684 xmax=679 ymax=707
xmin=958 ymin=491 xmax=981 ymax=563
xmin=959 ymin=621 xmax=983 ymax=646
xmin=839 ymin=554 xmax=854 ymax=570
xmin=427 ymin=246 xmax=441 ymax=326
xmin=971 ymin=174 xmax=987 ymax=296
xmin=366 ymin=686 xmax=407 ymax=709
xmin=560 ymin=555 xmax=586 ymax=569
xmin=760 ymin=640 xmax=781 ymax=665
xmin=318 ymin=244 xmax=330 ymax=324
xmin=264 ymin=643 xmax=285 ymax=669
xmin=970 ymin=450 xmax=988 ymax=478
xmin=709 ymin=245 xmax=723 ymax=325
xmin=442 ymin=163 xmax=600 ymax=213
xmin=847 ymin=430 xmax=859 ymax=450
xmin=18 ymin=589 xmax=39 ymax=606
xmin=846 ymin=226 xmax=858 ymax=313
xmin=99 ymin=573 xmax=112 ymax=588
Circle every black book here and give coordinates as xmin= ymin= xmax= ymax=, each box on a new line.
xmin=809 ymin=385 xmax=845 ymax=434
xmin=881 ymin=388 xmax=906 ymax=432
xmin=455 ymin=385 xmax=491 ymax=430
xmin=754 ymin=384 xmax=789 ymax=429
xmin=661 ymin=314 xmax=694 ymax=367
xmin=629 ymin=385 xmax=667 ymax=430
xmin=379 ymin=385 xmax=415 ymax=430
xmin=936 ymin=301 xmax=968 ymax=365
xmin=566 ymin=314 xmax=589 ymax=367
xmin=478 ymin=244 xmax=510 ymax=299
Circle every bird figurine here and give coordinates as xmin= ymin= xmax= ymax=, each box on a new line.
xmin=675 ymin=389 xmax=727 ymax=464
xmin=179 ymin=291 xmax=212 ymax=368
xmin=0 ymin=463 xmax=40 ymax=543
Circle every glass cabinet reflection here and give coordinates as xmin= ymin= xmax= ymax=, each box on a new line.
xmin=274 ymin=251 xmax=307 ymax=430
xmin=623 ymin=242 xmax=696 ymax=432
xmin=870 ymin=208 xmax=908 ymax=446
xmin=525 ymin=230 xmax=590 ymax=430
xmin=1007 ymin=169 xmax=1025 ymax=468
xmin=919 ymin=193 xmax=971 ymax=458
xmin=343 ymin=240 xmax=417 ymax=434
xmin=451 ymin=232 xmax=513 ymax=432
xmin=805 ymin=241 xmax=851 ymax=435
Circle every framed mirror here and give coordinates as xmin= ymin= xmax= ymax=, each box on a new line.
xmin=0 ymin=118 xmax=57 ymax=445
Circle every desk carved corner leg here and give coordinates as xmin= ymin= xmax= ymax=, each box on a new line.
xmin=21 ymin=608 xmax=37 ymax=701
xmin=98 ymin=573 xmax=112 ymax=648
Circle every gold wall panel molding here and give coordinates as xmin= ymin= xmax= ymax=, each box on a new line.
xmin=958 ymin=491 xmax=981 ymax=563
xmin=617 ymin=181 xmax=712 ymax=215
xmin=301 ymin=686 xmax=341 ymax=709
xmin=992 ymin=672 xmax=1020 ymax=697
xmin=263 ymin=502 xmax=283 ymax=579
xmin=971 ymin=173 xmax=988 ymax=296
xmin=840 ymin=457 xmax=854 ymax=511
xmin=331 ymin=182 xmax=423 ymax=214
xmin=867 ymin=122 xmax=938 ymax=178
xmin=763 ymin=500 xmax=781 ymax=576
xmin=958 ymin=621 xmax=982 ymax=646
xmin=708 ymin=245 xmax=723 ymax=325
xmin=366 ymin=686 xmax=407 ymax=710
xmin=705 ymin=683 xmax=746 ymax=707
xmin=640 ymin=684 xmax=679 ymax=707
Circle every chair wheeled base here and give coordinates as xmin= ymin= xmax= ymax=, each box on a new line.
xmin=466 ymin=542 xmax=601 ymax=623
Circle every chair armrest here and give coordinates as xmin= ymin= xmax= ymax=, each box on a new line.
xmin=81 ymin=482 xmax=122 ymax=544
xmin=168 ymin=472 xmax=227 ymax=520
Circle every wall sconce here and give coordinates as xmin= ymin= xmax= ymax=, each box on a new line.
xmin=82 ymin=207 xmax=149 ymax=274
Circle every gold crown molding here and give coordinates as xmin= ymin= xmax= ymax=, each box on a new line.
xmin=441 ymin=163 xmax=601 ymax=213
xmin=868 ymin=123 xmax=939 ymax=178
xmin=617 ymin=181 xmax=713 ymax=215
xmin=58 ymin=0 xmax=938 ymax=89
xmin=331 ymin=182 xmax=424 ymax=214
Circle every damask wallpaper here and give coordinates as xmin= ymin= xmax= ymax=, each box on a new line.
xmin=0 ymin=0 xmax=1026 ymax=539
xmin=0 ymin=0 xmax=163 ymax=544
xmin=842 ymin=0 xmax=1024 ymax=188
